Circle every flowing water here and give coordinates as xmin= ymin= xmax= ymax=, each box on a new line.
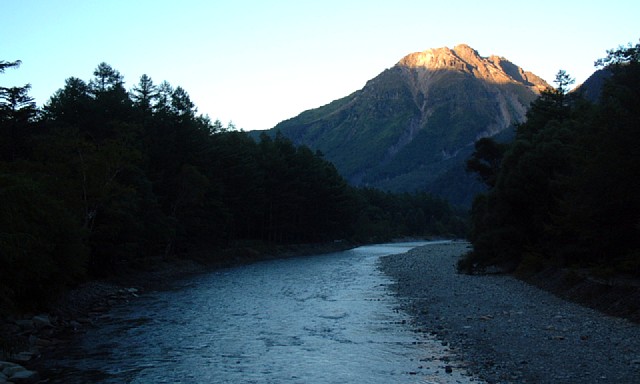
xmin=44 ymin=242 xmax=478 ymax=383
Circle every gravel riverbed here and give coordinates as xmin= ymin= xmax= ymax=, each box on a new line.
xmin=379 ymin=241 xmax=640 ymax=383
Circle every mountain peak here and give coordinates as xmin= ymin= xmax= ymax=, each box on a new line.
xmin=452 ymin=43 xmax=480 ymax=57
xmin=397 ymin=44 xmax=548 ymax=92
xmin=268 ymin=44 xmax=551 ymax=206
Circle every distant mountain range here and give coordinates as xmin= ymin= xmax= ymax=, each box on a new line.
xmin=254 ymin=44 xmax=552 ymax=207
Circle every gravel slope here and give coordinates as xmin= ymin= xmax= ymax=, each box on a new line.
xmin=379 ymin=241 xmax=640 ymax=383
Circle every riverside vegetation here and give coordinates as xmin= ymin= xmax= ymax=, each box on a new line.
xmin=0 ymin=61 xmax=467 ymax=319
xmin=461 ymin=41 xmax=640 ymax=285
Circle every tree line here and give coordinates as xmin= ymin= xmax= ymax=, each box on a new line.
xmin=461 ymin=41 xmax=640 ymax=277
xmin=0 ymin=61 xmax=467 ymax=312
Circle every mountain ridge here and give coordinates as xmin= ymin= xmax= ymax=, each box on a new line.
xmin=259 ymin=44 xmax=551 ymax=206
xmin=398 ymin=44 xmax=547 ymax=92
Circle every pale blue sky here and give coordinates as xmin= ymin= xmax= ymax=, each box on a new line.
xmin=2 ymin=0 xmax=638 ymax=130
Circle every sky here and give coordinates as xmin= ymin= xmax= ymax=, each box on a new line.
xmin=2 ymin=0 xmax=639 ymax=131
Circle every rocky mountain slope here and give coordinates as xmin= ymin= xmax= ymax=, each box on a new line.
xmin=259 ymin=44 xmax=550 ymax=206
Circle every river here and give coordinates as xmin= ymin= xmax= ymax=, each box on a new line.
xmin=43 ymin=241 xmax=478 ymax=383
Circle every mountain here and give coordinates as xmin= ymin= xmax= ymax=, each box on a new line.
xmin=573 ymin=68 xmax=612 ymax=103
xmin=259 ymin=44 xmax=550 ymax=207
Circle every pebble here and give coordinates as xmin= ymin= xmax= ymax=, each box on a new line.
xmin=380 ymin=241 xmax=640 ymax=384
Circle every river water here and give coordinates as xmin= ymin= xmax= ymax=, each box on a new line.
xmin=45 ymin=242 xmax=478 ymax=383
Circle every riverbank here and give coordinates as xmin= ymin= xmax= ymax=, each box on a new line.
xmin=0 ymin=241 xmax=355 ymax=383
xmin=379 ymin=241 xmax=640 ymax=383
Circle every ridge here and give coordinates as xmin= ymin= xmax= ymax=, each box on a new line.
xmin=396 ymin=44 xmax=548 ymax=92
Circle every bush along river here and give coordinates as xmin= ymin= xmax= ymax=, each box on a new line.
xmin=37 ymin=241 xmax=480 ymax=383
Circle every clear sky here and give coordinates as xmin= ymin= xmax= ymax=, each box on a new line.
xmin=2 ymin=0 xmax=638 ymax=131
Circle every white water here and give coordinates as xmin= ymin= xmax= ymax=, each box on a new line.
xmin=46 ymin=242 xmax=478 ymax=383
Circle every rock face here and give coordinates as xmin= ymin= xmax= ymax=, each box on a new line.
xmin=263 ymin=44 xmax=550 ymax=206
xmin=397 ymin=45 xmax=547 ymax=134
xmin=398 ymin=44 xmax=547 ymax=93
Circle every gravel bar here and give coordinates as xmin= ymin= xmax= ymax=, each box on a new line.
xmin=379 ymin=241 xmax=640 ymax=383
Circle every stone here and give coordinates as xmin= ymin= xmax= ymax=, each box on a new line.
xmin=31 ymin=315 xmax=52 ymax=329
xmin=9 ymin=369 xmax=40 ymax=383
xmin=0 ymin=361 xmax=20 ymax=371
xmin=9 ymin=352 xmax=33 ymax=363
xmin=2 ymin=363 xmax=26 ymax=377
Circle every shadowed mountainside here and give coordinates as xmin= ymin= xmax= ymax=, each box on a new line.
xmin=256 ymin=44 xmax=549 ymax=207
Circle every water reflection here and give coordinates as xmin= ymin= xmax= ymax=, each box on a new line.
xmin=45 ymin=242 xmax=478 ymax=383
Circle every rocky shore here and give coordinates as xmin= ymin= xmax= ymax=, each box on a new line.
xmin=0 ymin=282 xmax=150 ymax=383
xmin=379 ymin=241 xmax=640 ymax=383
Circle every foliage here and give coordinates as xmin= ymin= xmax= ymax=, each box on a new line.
xmin=0 ymin=174 xmax=87 ymax=312
xmin=466 ymin=137 xmax=508 ymax=188
xmin=0 ymin=62 xmax=467 ymax=312
xmin=462 ymin=41 xmax=640 ymax=276
xmin=0 ymin=60 xmax=37 ymax=162
xmin=349 ymin=188 xmax=468 ymax=243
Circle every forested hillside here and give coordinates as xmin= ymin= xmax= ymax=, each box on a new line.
xmin=0 ymin=62 xmax=466 ymax=313
xmin=460 ymin=41 xmax=640 ymax=277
